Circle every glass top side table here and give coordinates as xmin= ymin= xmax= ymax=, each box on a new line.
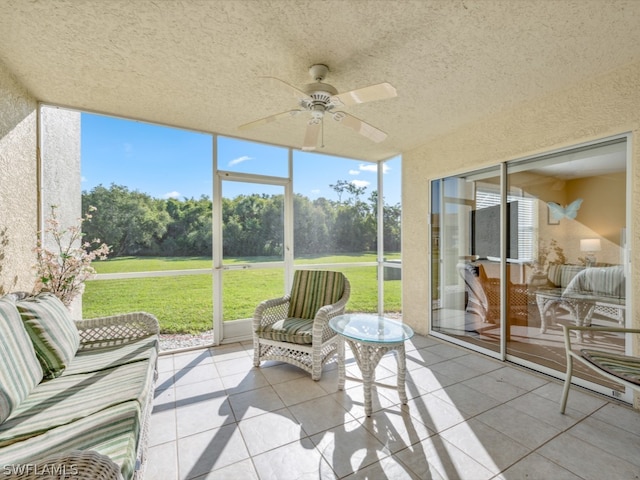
xmin=329 ymin=313 xmax=414 ymax=416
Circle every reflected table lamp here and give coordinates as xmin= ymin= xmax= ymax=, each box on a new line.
xmin=580 ymin=238 xmax=601 ymax=267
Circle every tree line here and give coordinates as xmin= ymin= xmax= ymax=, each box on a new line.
xmin=81 ymin=183 xmax=401 ymax=258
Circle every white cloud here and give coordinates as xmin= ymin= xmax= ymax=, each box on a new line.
xmin=348 ymin=169 xmax=360 ymax=175
xmin=351 ymin=180 xmax=370 ymax=188
xmin=163 ymin=191 xmax=181 ymax=199
xmin=229 ymin=155 xmax=252 ymax=166
xmin=359 ymin=163 xmax=390 ymax=174
xmin=81 ymin=176 xmax=87 ymax=182
xmin=359 ymin=163 xmax=377 ymax=173
xmin=311 ymin=189 xmax=321 ymax=195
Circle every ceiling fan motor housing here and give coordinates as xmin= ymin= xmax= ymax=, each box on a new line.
xmin=302 ymin=81 xmax=338 ymax=114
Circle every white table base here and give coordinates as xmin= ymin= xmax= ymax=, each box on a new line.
xmin=337 ymin=337 xmax=408 ymax=417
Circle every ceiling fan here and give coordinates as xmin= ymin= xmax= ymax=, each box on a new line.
xmin=238 ymin=64 xmax=397 ymax=151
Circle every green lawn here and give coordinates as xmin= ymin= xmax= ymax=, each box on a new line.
xmin=91 ymin=256 xmax=214 ymax=273
xmin=91 ymin=253 xmax=401 ymax=273
xmin=84 ymin=254 xmax=401 ymax=334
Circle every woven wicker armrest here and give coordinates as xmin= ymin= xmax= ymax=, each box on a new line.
xmin=313 ymin=289 xmax=351 ymax=341
xmin=511 ymin=282 xmax=529 ymax=295
xmin=315 ymin=298 xmax=347 ymax=324
xmin=4 ymin=450 xmax=123 ymax=480
xmin=253 ymin=295 xmax=291 ymax=329
xmin=75 ymin=312 xmax=160 ymax=349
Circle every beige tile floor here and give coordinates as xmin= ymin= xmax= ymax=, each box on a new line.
xmin=147 ymin=335 xmax=640 ymax=479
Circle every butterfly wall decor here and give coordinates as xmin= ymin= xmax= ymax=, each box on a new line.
xmin=547 ymin=198 xmax=583 ymax=221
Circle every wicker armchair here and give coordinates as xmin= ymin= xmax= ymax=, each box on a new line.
xmin=457 ymin=263 xmax=489 ymax=321
xmin=253 ymin=270 xmax=350 ymax=381
xmin=458 ymin=263 xmax=529 ymax=325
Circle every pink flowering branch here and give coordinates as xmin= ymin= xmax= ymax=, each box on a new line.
xmin=33 ymin=205 xmax=111 ymax=306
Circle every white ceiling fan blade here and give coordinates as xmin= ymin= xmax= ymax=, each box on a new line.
xmin=301 ymin=120 xmax=321 ymax=151
xmin=332 ymin=82 xmax=397 ymax=107
xmin=260 ymin=76 xmax=310 ymax=100
xmin=332 ymin=112 xmax=388 ymax=143
xmin=238 ymin=110 xmax=301 ymax=130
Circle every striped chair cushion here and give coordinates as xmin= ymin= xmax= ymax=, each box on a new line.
xmin=258 ymin=318 xmax=314 ymax=344
xmin=17 ymin=293 xmax=80 ymax=379
xmin=0 ymin=297 xmax=44 ymax=424
xmin=287 ymin=270 xmax=345 ymax=320
xmin=581 ymin=349 xmax=640 ymax=386
xmin=0 ymin=401 xmax=141 ymax=480
xmin=0 ymin=359 xmax=155 ymax=447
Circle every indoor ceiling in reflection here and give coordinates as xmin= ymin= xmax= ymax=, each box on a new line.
xmin=531 ymin=143 xmax=626 ymax=180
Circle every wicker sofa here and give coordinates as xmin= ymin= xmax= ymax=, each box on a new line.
xmin=0 ymin=292 xmax=159 ymax=480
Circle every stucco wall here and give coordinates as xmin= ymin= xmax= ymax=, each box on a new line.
xmin=402 ymin=60 xmax=640 ymax=406
xmin=0 ymin=60 xmax=38 ymax=294
xmin=0 ymin=64 xmax=81 ymax=307
xmin=40 ymin=105 xmax=82 ymax=317
xmin=41 ymin=106 xmax=81 ymax=228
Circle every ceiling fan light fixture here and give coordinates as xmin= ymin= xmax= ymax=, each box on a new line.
xmin=310 ymin=108 xmax=325 ymax=119
xmin=332 ymin=111 xmax=346 ymax=122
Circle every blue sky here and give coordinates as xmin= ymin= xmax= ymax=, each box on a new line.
xmin=81 ymin=113 xmax=401 ymax=204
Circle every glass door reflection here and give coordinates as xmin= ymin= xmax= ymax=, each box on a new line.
xmin=506 ymin=139 xmax=628 ymax=395
xmin=431 ymin=166 xmax=503 ymax=356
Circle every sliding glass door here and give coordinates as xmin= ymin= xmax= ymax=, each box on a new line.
xmin=505 ymin=138 xmax=629 ymax=399
xmin=430 ymin=166 xmax=503 ymax=356
xmin=430 ymin=137 xmax=631 ymax=401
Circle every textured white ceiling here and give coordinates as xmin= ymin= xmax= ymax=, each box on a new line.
xmin=1 ymin=0 xmax=640 ymax=161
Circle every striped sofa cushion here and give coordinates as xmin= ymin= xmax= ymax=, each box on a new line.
xmin=62 ymin=336 xmax=158 ymax=376
xmin=17 ymin=293 xmax=80 ymax=379
xmin=0 ymin=297 xmax=44 ymax=424
xmin=258 ymin=318 xmax=314 ymax=344
xmin=287 ymin=270 xmax=345 ymax=320
xmin=547 ymin=264 xmax=584 ymax=288
xmin=564 ymin=265 xmax=625 ymax=299
xmin=0 ymin=401 xmax=141 ymax=480
xmin=0 ymin=359 xmax=155 ymax=447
